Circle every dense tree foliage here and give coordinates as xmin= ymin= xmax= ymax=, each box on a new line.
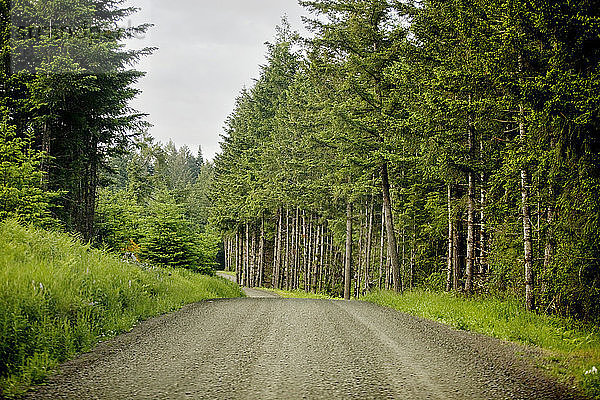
xmin=1 ymin=1 xmax=218 ymax=274
xmin=212 ymin=3 xmax=600 ymax=321
xmin=1 ymin=0 xmax=152 ymax=238
xmin=0 ymin=111 xmax=59 ymax=226
xmin=96 ymin=139 xmax=217 ymax=274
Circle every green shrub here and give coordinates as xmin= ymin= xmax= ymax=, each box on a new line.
xmin=0 ymin=119 xmax=60 ymax=227
xmin=139 ymin=192 xmax=211 ymax=273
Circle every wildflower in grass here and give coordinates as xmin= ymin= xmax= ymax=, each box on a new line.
xmin=585 ymin=366 xmax=598 ymax=375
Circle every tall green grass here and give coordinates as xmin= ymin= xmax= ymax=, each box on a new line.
xmin=362 ymin=290 xmax=600 ymax=398
xmin=0 ymin=220 xmax=244 ymax=397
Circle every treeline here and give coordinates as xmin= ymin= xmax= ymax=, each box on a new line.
xmin=212 ymin=1 xmax=600 ymax=321
xmin=1 ymin=0 xmax=218 ymax=273
xmin=1 ymin=0 xmax=151 ymax=236
xmin=97 ymin=139 xmax=218 ymax=274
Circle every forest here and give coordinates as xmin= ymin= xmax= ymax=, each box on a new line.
xmin=1 ymin=0 xmax=218 ymax=274
xmin=212 ymin=0 xmax=600 ymax=322
xmin=0 ymin=0 xmax=239 ymax=392
xmin=1 ymin=0 xmax=600 ymax=396
xmin=1 ymin=0 xmax=599 ymax=321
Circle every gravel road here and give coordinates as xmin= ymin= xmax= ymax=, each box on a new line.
xmin=22 ymin=295 xmax=583 ymax=400
xmin=216 ymin=272 xmax=279 ymax=298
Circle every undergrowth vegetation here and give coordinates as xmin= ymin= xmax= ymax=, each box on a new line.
xmin=362 ymin=290 xmax=600 ymax=398
xmin=0 ymin=220 xmax=243 ymax=397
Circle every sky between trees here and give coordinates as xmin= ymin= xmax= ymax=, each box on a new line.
xmin=125 ymin=0 xmax=309 ymax=160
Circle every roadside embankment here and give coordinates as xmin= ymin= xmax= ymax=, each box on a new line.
xmin=0 ymin=220 xmax=243 ymax=397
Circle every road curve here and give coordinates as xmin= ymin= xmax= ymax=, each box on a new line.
xmin=23 ymin=298 xmax=581 ymax=400
xmin=216 ymin=272 xmax=279 ymax=298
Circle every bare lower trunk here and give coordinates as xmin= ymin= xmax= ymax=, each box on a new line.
xmin=295 ymin=208 xmax=300 ymax=290
xmin=319 ymin=225 xmax=325 ymax=293
xmin=379 ymin=204 xmax=385 ymax=289
xmin=284 ymin=209 xmax=290 ymax=290
xmin=452 ymin=220 xmax=460 ymax=291
xmin=479 ymin=183 xmax=488 ymax=274
xmin=312 ymin=222 xmax=320 ymax=293
xmin=381 ymin=163 xmax=402 ymax=292
xmin=356 ymin=211 xmax=364 ymax=298
xmin=250 ymin=228 xmax=257 ymax=287
xmin=302 ymin=212 xmax=309 ymax=292
xmin=522 ymin=166 xmax=534 ymax=311
xmin=236 ymin=232 xmax=241 ymax=284
xmin=291 ymin=212 xmax=296 ymax=290
xmin=410 ymin=220 xmax=416 ymax=290
xmin=465 ymin=170 xmax=475 ymax=294
xmin=365 ymin=199 xmax=374 ymax=293
xmin=479 ymin=140 xmax=488 ymax=274
xmin=464 ymin=103 xmax=475 ymax=294
xmin=244 ymin=224 xmax=250 ymax=287
xmin=344 ymin=202 xmax=353 ymax=300
xmin=446 ymin=184 xmax=453 ymax=292
xmin=258 ymin=218 xmax=265 ymax=287
xmin=401 ymin=227 xmax=406 ymax=292
xmin=518 ymin=57 xmax=534 ymax=311
xmin=273 ymin=208 xmax=282 ymax=288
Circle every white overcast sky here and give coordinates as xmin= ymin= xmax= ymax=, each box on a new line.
xmin=124 ymin=0 xmax=309 ymax=161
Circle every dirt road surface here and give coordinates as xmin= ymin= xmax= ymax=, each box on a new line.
xmin=216 ymin=272 xmax=279 ymax=298
xmin=22 ymin=295 xmax=582 ymax=399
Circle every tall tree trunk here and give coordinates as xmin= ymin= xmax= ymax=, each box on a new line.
xmin=223 ymin=237 xmax=227 ymax=272
xmin=274 ymin=208 xmax=282 ymax=289
xmin=410 ymin=220 xmax=416 ymax=290
xmin=465 ymin=170 xmax=475 ymax=293
xmin=356 ymin=209 xmax=364 ymax=298
xmin=305 ymin=214 xmax=311 ymax=292
xmin=251 ymin=226 xmax=257 ymax=287
xmin=312 ymin=221 xmax=320 ymax=293
xmin=465 ymin=104 xmax=475 ymax=294
xmin=290 ymin=212 xmax=295 ymax=290
xmin=519 ymin=103 xmax=534 ymax=311
xmin=401 ymin=226 xmax=406 ymax=291
xmin=229 ymin=236 xmax=234 ymax=273
xmin=236 ymin=231 xmax=241 ymax=284
xmin=479 ymin=142 xmax=488 ymax=274
xmin=365 ymin=198 xmax=374 ymax=293
xmin=522 ymin=169 xmax=534 ymax=311
xmin=284 ymin=209 xmax=290 ymax=290
xmin=258 ymin=218 xmax=265 ymax=287
xmin=318 ymin=225 xmax=325 ymax=293
xmin=244 ymin=223 xmax=250 ymax=287
xmin=344 ymin=202 xmax=353 ymax=300
xmin=518 ymin=54 xmax=535 ymax=311
xmin=479 ymin=180 xmax=488 ymax=274
xmin=379 ymin=204 xmax=385 ymax=289
xmin=452 ymin=220 xmax=460 ymax=291
xmin=446 ymin=184 xmax=453 ymax=292
xmin=381 ymin=163 xmax=402 ymax=292
xmin=295 ymin=208 xmax=300 ymax=290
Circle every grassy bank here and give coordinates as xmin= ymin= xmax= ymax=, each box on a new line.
xmin=0 ymin=220 xmax=244 ymax=397
xmin=362 ymin=290 xmax=600 ymax=398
